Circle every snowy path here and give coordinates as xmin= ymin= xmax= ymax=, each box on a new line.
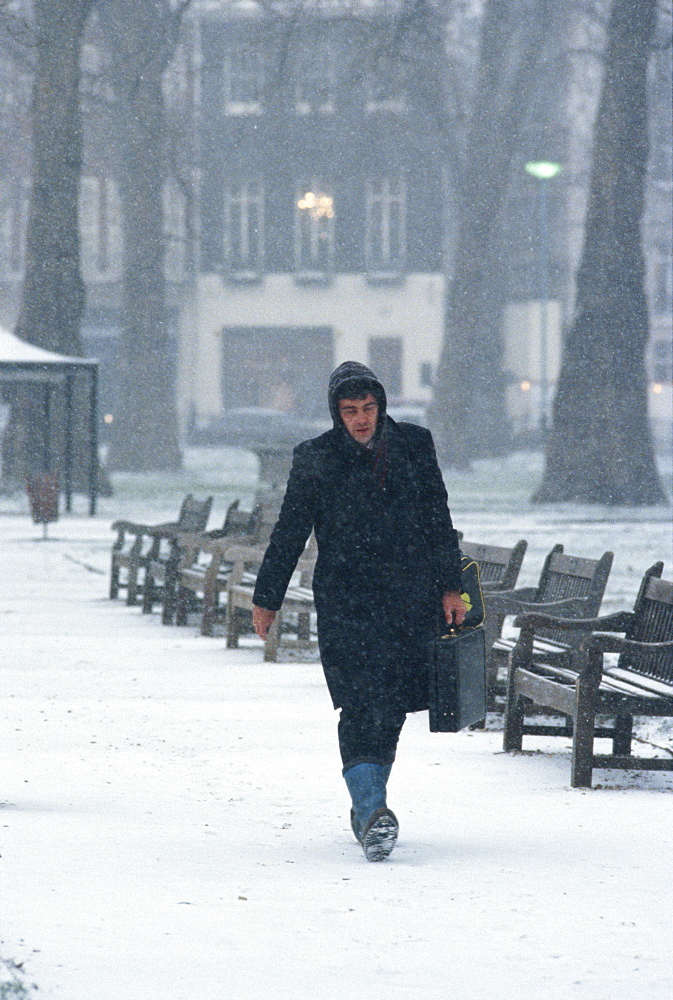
xmin=1 ymin=450 xmax=672 ymax=999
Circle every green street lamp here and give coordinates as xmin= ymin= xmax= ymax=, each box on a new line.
xmin=524 ymin=160 xmax=563 ymax=434
xmin=525 ymin=160 xmax=563 ymax=181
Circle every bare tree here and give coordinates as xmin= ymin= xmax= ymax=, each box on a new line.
xmin=96 ymin=0 xmax=190 ymax=471
xmin=14 ymin=0 xmax=92 ymax=356
xmin=3 ymin=0 xmax=92 ymax=479
xmin=427 ymin=0 xmax=554 ymax=467
xmin=533 ymin=0 xmax=667 ymax=504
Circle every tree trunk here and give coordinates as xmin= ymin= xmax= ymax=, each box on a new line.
xmin=14 ymin=0 xmax=91 ymax=355
xmin=534 ymin=0 xmax=666 ymax=504
xmin=99 ymin=0 xmax=184 ymax=472
xmin=7 ymin=0 xmax=92 ymax=478
xmin=428 ymin=0 xmax=552 ymax=467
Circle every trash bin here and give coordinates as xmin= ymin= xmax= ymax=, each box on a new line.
xmin=26 ymin=473 xmax=60 ymax=538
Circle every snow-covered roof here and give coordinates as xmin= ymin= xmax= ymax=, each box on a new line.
xmin=0 ymin=326 xmax=97 ymax=375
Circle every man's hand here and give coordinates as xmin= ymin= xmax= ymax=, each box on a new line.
xmin=442 ymin=591 xmax=467 ymax=627
xmin=252 ymin=605 xmax=277 ymax=640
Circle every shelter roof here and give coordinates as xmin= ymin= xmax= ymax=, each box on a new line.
xmin=0 ymin=326 xmax=97 ymax=380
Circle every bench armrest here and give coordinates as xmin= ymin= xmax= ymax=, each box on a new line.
xmin=222 ymin=543 xmax=266 ymax=562
xmin=582 ymin=633 xmax=673 ymax=655
xmin=111 ymin=519 xmax=148 ymax=534
xmin=174 ymin=531 xmax=207 ymax=548
xmin=515 ymin=596 xmax=589 ymax=615
xmin=485 ymin=586 xmax=537 ymax=601
xmin=488 ymin=594 xmax=587 ymax=618
xmin=146 ymin=521 xmax=181 ymax=538
xmin=513 ymin=610 xmax=635 ymax=632
xmin=204 ymin=527 xmax=255 ymax=543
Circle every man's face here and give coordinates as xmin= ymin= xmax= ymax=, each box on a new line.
xmin=338 ymin=392 xmax=379 ymax=445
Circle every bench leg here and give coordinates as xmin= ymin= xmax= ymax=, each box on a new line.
xmin=110 ymin=559 xmax=120 ymax=599
xmin=142 ymin=573 xmax=155 ymax=613
xmin=161 ymin=563 xmax=180 ymax=625
xmin=503 ymin=692 xmax=526 ymax=751
xmin=297 ymin=610 xmax=311 ymax=644
xmin=613 ymin=712 xmax=633 ymax=756
xmin=126 ymin=564 xmax=140 ymax=606
xmin=201 ymin=587 xmax=217 ymax=637
xmin=162 ymin=583 xmax=176 ymax=625
xmin=571 ymin=667 xmax=598 ymax=788
xmin=264 ymin=612 xmax=282 ymax=662
xmin=225 ymin=599 xmax=240 ymax=648
xmin=175 ymin=586 xmax=189 ymax=626
xmin=503 ymin=650 xmax=525 ymax=751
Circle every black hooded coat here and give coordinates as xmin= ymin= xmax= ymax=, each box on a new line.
xmin=252 ymin=362 xmax=463 ymax=714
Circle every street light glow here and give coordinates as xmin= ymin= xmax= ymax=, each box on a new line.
xmin=525 ymin=160 xmax=563 ymax=180
xmin=297 ymin=191 xmax=334 ymax=219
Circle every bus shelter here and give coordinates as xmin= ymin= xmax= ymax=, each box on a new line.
xmin=0 ymin=326 xmax=99 ymax=515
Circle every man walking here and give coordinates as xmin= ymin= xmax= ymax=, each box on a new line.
xmin=252 ymin=361 xmax=465 ymax=861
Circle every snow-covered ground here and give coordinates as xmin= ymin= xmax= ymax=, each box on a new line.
xmin=1 ymin=448 xmax=672 ymax=1000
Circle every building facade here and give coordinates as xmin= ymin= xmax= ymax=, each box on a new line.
xmin=186 ymin=1 xmax=449 ymax=430
xmin=0 ymin=0 xmax=670 ymax=452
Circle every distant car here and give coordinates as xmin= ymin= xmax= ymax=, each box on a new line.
xmin=190 ymin=407 xmax=331 ymax=449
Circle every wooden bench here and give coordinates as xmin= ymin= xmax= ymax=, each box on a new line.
xmin=109 ymin=494 xmax=213 ymax=606
xmin=460 ymin=539 xmax=527 ymax=591
xmin=172 ymin=503 xmax=281 ymax=634
xmin=226 ymin=542 xmax=317 ymax=662
xmin=482 ymin=545 xmax=614 ymax=704
xmin=173 ymin=540 xmax=262 ymax=634
xmin=142 ymin=501 xmax=260 ymax=623
xmin=503 ymin=562 xmax=673 ymax=787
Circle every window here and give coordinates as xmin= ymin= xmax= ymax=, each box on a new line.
xmin=365 ymin=176 xmax=405 ymax=274
xmin=653 ymin=256 xmax=672 ymax=315
xmin=79 ymin=176 xmax=122 ymax=280
xmin=651 ymin=339 xmax=672 ymax=383
xmin=224 ymin=179 xmax=264 ymax=274
xmin=79 ymin=43 xmax=113 ymax=100
xmin=164 ymin=178 xmax=188 ymax=281
xmin=163 ymin=43 xmax=190 ymax=110
xmin=420 ymin=361 xmax=434 ymax=388
xmin=1 ymin=178 xmax=30 ymax=276
xmin=294 ymin=181 xmax=335 ymax=275
xmin=366 ymin=57 xmax=406 ymax=113
xmin=0 ymin=54 xmax=31 ymax=114
xmin=295 ymin=41 xmax=335 ymax=114
xmin=368 ymin=336 xmax=403 ymax=397
xmin=223 ymin=45 xmax=264 ymax=114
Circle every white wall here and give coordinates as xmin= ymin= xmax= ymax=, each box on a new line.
xmin=190 ymin=272 xmax=445 ymax=419
xmin=503 ymin=299 xmax=563 ymax=432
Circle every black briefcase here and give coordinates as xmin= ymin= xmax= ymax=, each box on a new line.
xmin=428 ymin=626 xmax=487 ymax=732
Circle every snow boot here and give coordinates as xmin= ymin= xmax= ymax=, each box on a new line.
xmin=361 ymin=807 xmax=399 ymax=862
xmin=344 ymin=762 xmax=398 ymax=861
xmin=348 ymin=762 xmax=392 ymax=843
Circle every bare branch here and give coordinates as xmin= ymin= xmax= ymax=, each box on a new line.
xmin=0 ymin=0 xmax=36 ymax=47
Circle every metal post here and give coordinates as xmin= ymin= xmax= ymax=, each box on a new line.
xmin=89 ymin=367 xmax=99 ymax=515
xmin=539 ymin=178 xmax=549 ymax=433
xmin=524 ymin=161 xmax=561 ymax=437
xmin=43 ymin=384 xmax=51 ymax=471
xmin=64 ymin=372 xmax=73 ymax=512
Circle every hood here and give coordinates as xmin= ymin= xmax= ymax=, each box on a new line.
xmin=327 ymin=361 xmax=387 ymax=429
